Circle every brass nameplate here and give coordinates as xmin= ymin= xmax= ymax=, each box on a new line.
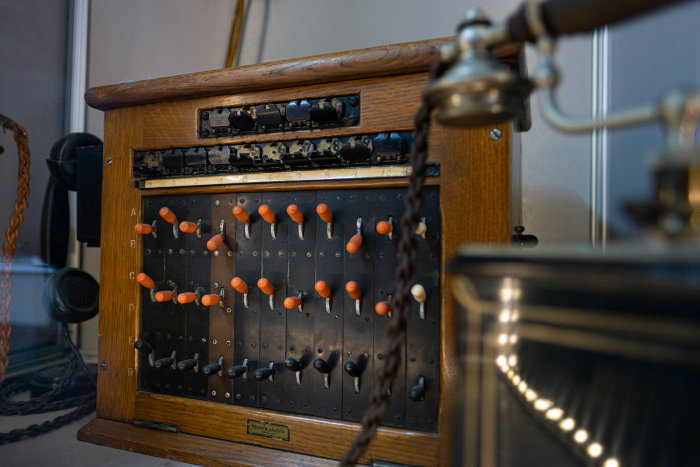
xmin=246 ymin=419 xmax=290 ymax=441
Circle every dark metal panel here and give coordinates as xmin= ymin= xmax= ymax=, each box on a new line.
xmin=179 ymin=195 xmax=210 ymax=401
xmin=283 ymin=191 xmax=316 ymax=416
xmin=157 ymin=197 xmax=188 ymax=396
xmin=404 ymin=187 xmax=440 ymax=432
xmin=371 ymin=189 xmax=405 ymax=429
xmin=258 ymin=191 xmax=289 ymax=411
xmin=232 ymin=192 xmax=262 ymax=408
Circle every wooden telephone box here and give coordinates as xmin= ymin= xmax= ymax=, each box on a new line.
xmin=77 ymin=38 xmax=521 ymax=466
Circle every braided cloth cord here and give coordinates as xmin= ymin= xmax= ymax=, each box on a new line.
xmin=0 ymin=113 xmax=31 ymax=384
xmin=340 ymin=57 xmax=443 ymax=465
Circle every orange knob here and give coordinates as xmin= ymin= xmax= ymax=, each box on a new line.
xmin=375 ymin=301 xmax=392 ymax=316
xmin=257 ymin=278 xmax=275 ymax=296
xmin=206 ymin=234 xmax=224 ymax=251
xmin=316 ymin=203 xmax=333 ymax=223
xmin=286 ymin=204 xmax=304 ymax=224
xmin=258 ymin=205 xmax=276 ymax=224
xmin=155 ymin=290 xmax=175 ymax=302
xmin=201 ymin=294 xmax=222 ymax=306
xmin=283 ymin=296 xmax=302 ymax=309
xmin=136 ymin=273 xmax=155 ymax=289
xmin=159 ymin=207 xmax=177 ymax=224
xmin=345 ymin=281 xmax=362 ymax=300
xmin=134 ymin=223 xmax=153 ymax=235
xmin=376 ymin=221 xmax=393 ymax=235
xmin=177 ymin=292 xmax=197 ymax=304
xmin=346 ymin=234 xmax=363 ymax=254
xmin=179 ymin=221 xmax=198 ymax=233
xmin=231 ymin=277 xmax=248 ymax=294
xmin=232 ymin=205 xmax=250 ymax=224
xmin=315 ymin=281 xmax=331 ymax=299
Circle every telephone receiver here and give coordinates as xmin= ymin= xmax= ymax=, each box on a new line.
xmin=41 ymin=133 xmax=103 ymax=324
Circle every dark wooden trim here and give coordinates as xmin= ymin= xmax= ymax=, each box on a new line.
xmin=85 ymin=38 xmax=522 ymax=110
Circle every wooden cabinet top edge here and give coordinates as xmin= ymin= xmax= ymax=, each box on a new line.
xmin=85 ymin=38 xmax=522 ymax=111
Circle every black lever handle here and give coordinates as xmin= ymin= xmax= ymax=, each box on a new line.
xmin=284 ymin=357 xmax=304 ymax=372
xmin=343 ymin=361 xmax=362 ymax=378
xmin=226 ymin=359 xmax=248 ymax=379
xmin=177 ymin=358 xmax=198 ymax=371
xmin=202 ymin=359 xmax=222 ymax=376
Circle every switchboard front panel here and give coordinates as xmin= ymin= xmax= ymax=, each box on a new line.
xmin=135 ymin=188 xmax=440 ymax=432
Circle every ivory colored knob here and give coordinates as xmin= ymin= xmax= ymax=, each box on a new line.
xmin=411 ymin=284 xmax=427 ymax=303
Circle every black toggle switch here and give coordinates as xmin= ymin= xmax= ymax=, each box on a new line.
xmin=226 ymin=358 xmax=249 ymax=379
xmin=344 ymin=356 xmax=366 ymax=394
xmin=134 ymin=339 xmax=153 ymax=355
xmin=409 ymin=375 xmax=426 ymax=401
xmin=313 ymin=357 xmax=333 ymax=389
xmin=285 ymin=357 xmax=303 ymax=372
xmin=254 ymin=362 xmax=275 ymax=382
xmin=177 ymin=355 xmax=199 ymax=372
xmin=202 ymin=356 xmax=224 ymax=377
xmin=154 ymin=351 xmax=176 ymax=370
xmin=344 ymin=361 xmax=362 ymax=377
xmin=228 ymin=109 xmax=255 ymax=131
xmin=285 ymin=357 xmax=305 ymax=386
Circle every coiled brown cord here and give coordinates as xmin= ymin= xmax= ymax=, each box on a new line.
xmin=0 ymin=114 xmax=31 ymax=385
xmin=340 ymin=59 xmax=443 ymax=466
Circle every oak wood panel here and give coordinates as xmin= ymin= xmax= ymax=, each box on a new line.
xmin=436 ymin=124 xmax=512 ymax=465
xmin=85 ymin=38 xmax=520 ymax=111
xmin=140 ymin=73 xmax=428 ymax=151
xmin=78 ymin=418 xmax=351 ymax=467
xmin=134 ymin=392 xmax=439 ymax=466
xmin=97 ymin=106 xmax=144 ymax=421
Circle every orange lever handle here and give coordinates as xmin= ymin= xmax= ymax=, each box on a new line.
xmin=376 ymin=221 xmax=393 ymax=235
xmin=159 ymin=207 xmax=177 ymax=224
xmin=346 ymin=234 xmax=362 ymax=253
xmin=134 ymin=223 xmax=153 ymax=235
xmin=201 ymin=294 xmax=222 ymax=306
xmin=316 ymin=203 xmax=332 ymax=223
xmin=283 ymin=296 xmax=302 ymax=309
xmin=286 ymin=204 xmax=304 ymax=224
xmin=375 ymin=301 xmax=392 ymax=316
xmin=345 ymin=281 xmax=362 ymax=300
xmin=231 ymin=277 xmax=248 ymax=294
xmin=315 ymin=281 xmax=331 ymax=299
xmin=258 ymin=205 xmax=276 ymax=224
xmin=136 ymin=273 xmax=155 ymax=289
xmin=155 ymin=290 xmax=175 ymax=302
xmin=232 ymin=205 xmax=250 ymax=224
xmin=206 ymin=234 xmax=224 ymax=251
xmin=179 ymin=221 xmax=198 ymax=233
xmin=257 ymin=278 xmax=275 ymax=296
xmin=177 ymin=292 xmax=197 ymax=304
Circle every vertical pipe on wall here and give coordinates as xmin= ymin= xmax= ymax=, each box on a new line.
xmin=591 ymin=26 xmax=609 ymax=248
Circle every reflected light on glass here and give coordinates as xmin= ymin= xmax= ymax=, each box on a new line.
xmin=525 ymin=389 xmax=537 ymax=401
xmin=512 ymin=374 xmax=521 ymax=385
xmin=559 ymin=417 xmax=575 ymax=432
xmin=496 ymin=354 xmax=507 ymax=368
xmin=587 ymin=442 xmax=603 ymax=458
xmin=509 ymin=334 xmax=518 ymax=344
xmin=498 ymin=333 xmax=508 ymax=346
xmin=518 ymin=381 xmax=527 ymax=393
xmin=534 ymin=398 xmax=553 ymax=411
xmin=574 ymin=429 xmax=589 ymax=444
xmin=499 ymin=309 xmax=511 ymax=322
xmin=508 ymin=355 xmax=517 ymax=367
xmin=545 ymin=407 xmax=564 ymax=420
xmin=603 ymin=458 xmax=620 ymax=467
